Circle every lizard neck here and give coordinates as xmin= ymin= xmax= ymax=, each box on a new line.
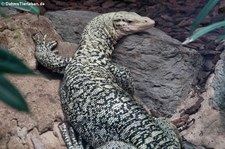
xmin=74 ymin=13 xmax=117 ymax=66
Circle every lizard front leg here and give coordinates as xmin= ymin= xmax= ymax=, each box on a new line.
xmin=32 ymin=34 xmax=72 ymax=74
xmin=107 ymin=63 xmax=134 ymax=95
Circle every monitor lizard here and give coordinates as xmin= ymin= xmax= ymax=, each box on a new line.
xmin=32 ymin=11 xmax=181 ymax=149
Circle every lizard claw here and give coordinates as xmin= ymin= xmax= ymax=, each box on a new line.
xmin=32 ymin=33 xmax=41 ymax=45
xmin=43 ymin=34 xmax=47 ymax=45
xmin=46 ymin=40 xmax=58 ymax=51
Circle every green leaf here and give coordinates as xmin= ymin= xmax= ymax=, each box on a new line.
xmin=0 ymin=0 xmax=40 ymax=15
xmin=0 ymin=75 xmax=29 ymax=112
xmin=0 ymin=47 xmax=34 ymax=74
xmin=190 ymin=0 xmax=219 ymax=34
xmin=215 ymin=34 xmax=225 ymax=43
xmin=183 ymin=20 xmax=225 ymax=44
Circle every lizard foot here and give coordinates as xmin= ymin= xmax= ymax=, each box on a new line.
xmin=178 ymin=119 xmax=195 ymax=132
xmin=32 ymin=33 xmax=58 ymax=53
xmin=171 ymin=114 xmax=195 ymax=132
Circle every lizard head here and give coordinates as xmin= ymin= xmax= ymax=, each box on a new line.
xmin=112 ymin=11 xmax=155 ymax=39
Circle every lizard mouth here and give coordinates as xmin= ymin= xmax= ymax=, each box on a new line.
xmin=127 ymin=17 xmax=155 ymax=33
xmin=139 ymin=17 xmax=155 ymax=30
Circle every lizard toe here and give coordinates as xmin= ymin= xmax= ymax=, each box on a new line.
xmin=46 ymin=40 xmax=58 ymax=51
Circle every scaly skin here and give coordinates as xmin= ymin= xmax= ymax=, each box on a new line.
xmin=32 ymin=11 xmax=181 ymax=149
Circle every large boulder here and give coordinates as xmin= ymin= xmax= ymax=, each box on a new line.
xmin=207 ymin=49 xmax=225 ymax=111
xmin=173 ymin=74 xmax=225 ymax=149
xmin=178 ymin=46 xmax=225 ymax=149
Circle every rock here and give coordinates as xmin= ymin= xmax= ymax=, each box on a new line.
xmin=161 ymin=14 xmax=173 ymax=22
xmin=45 ymin=10 xmax=202 ymax=116
xmin=40 ymin=131 xmax=62 ymax=149
xmin=124 ymin=0 xmax=137 ymax=2
xmin=115 ymin=2 xmax=127 ymax=8
xmin=7 ymin=136 xmax=28 ymax=149
xmin=57 ymin=42 xmax=78 ymax=57
xmin=0 ymin=13 xmax=70 ymax=148
xmin=172 ymin=49 xmax=225 ymax=149
xmin=31 ymin=136 xmax=45 ymax=149
xmin=102 ymin=0 xmax=117 ymax=8
xmin=27 ymin=128 xmax=45 ymax=149
xmin=17 ymin=127 xmax=28 ymax=144
xmin=45 ymin=10 xmax=99 ymax=43
xmin=182 ymin=140 xmax=211 ymax=149
xmin=177 ymin=18 xmax=194 ymax=27
xmin=207 ymin=49 xmax=225 ymax=111
xmin=82 ymin=0 xmax=104 ymax=7
xmin=115 ymin=29 xmax=202 ymax=116
xmin=173 ymin=85 xmax=225 ymax=149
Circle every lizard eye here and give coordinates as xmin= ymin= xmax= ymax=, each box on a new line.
xmin=114 ymin=19 xmax=121 ymax=22
xmin=127 ymin=20 xmax=133 ymax=23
